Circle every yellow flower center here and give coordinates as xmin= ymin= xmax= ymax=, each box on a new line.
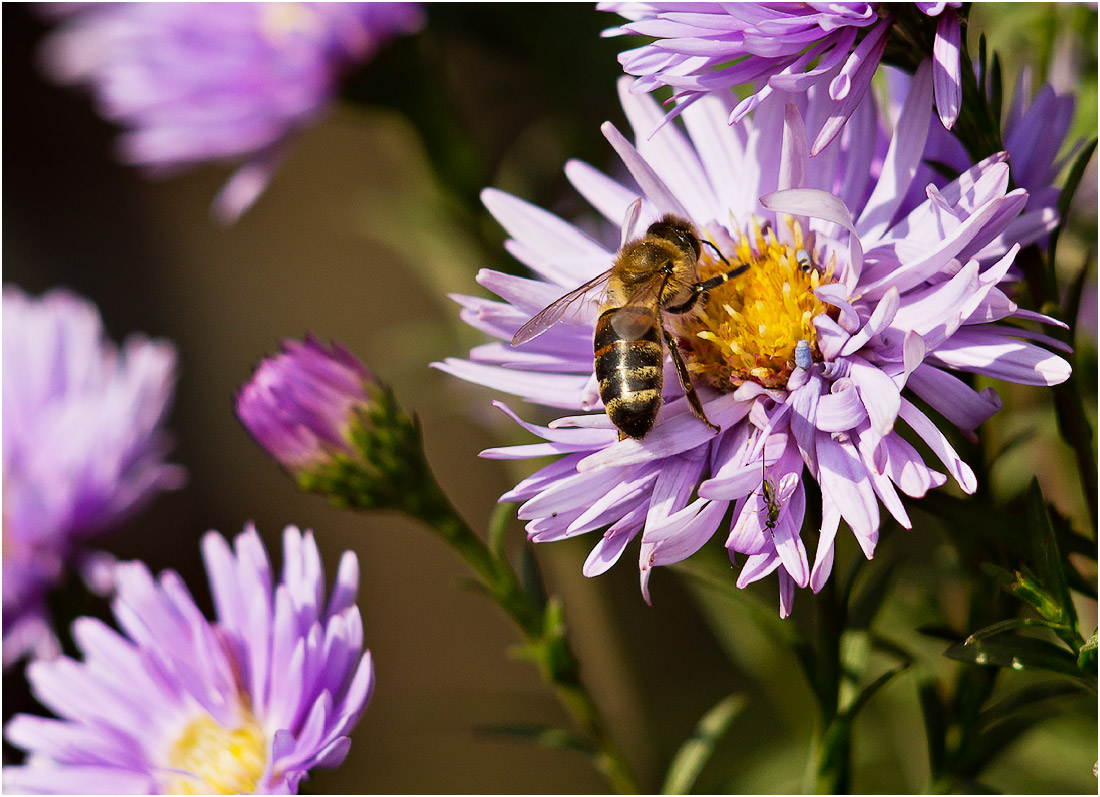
xmin=672 ymin=219 xmax=837 ymax=390
xmin=162 ymin=711 xmax=268 ymax=795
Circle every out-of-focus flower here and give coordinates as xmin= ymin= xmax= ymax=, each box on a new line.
xmin=39 ymin=2 xmax=426 ymax=223
xmin=3 ymin=524 xmax=373 ymax=794
xmin=600 ymin=2 xmax=963 ymax=155
xmin=436 ymin=68 xmax=1071 ymax=616
xmin=236 ymin=337 xmax=374 ymax=477
xmin=3 ymin=286 xmax=183 ymax=668
xmin=904 ymin=65 xmax=1083 ymax=242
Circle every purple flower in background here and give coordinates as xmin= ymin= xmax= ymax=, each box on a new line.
xmin=600 ymin=1 xmax=963 ymax=155
xmin=436 ymin=67 xmax=1070 ymax=615
xmin=4 ymin=524 xmax=374 ymax=794
xmin=40 ymin=2 xmax=425 ymax=223
xmin=3 ymin=286 xmax=183 ymax=668
xmin=236 ymin=337 xmax=375 ymax=477
xmin=895 ymin=65 xmax=1082 ymax=243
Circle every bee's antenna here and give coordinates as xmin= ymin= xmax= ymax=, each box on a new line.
xmin=701 ymin=239 xmax=732 ymax=269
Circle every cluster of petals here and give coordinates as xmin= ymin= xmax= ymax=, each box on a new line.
xmin=2 ymin=286 xmax=183 ymax=668
xmin=236 ymin=337 xmax=374 ymax=476
xmin=600 ymin=1 xmax=963 ymax=155
xmin=437 ymin=68 xmax=1071 ymax=615
xmin=900 ymin=65 xmax=1082 ymax=231
xmin=4 ymin=525 xmax=374 ymax=795
xmin=39 ymin=2 xmax=425 ymax=222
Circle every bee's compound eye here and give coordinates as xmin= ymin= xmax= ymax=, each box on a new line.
xmin=647 ymin=217 xmax=700 ymax=259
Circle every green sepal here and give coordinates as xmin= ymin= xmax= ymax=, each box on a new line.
xmin=296 ymin=382 xmax=432 ymax=514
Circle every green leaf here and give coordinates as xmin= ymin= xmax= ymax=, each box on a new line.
xmin=945 ymin=635 xmax=1089 ymax=684
xmin=1065 ymin=247 xmax=1094 ymax=344
xmin=1050 ymin=137 xmax=1098 ymax=271
xmin=916 ymin=677 xmax=947 ymax=780
xmin=965 ymin=617 xmax=1072 ymax=644
xmin=847 ymin=561 xmax=897 ymax=631
xmin=976 ymin=32 xmax=988 ymax=96
xmin=918 ymin=493 xmax=1031 ymax=560
xmin=840 ymin=662 xmax=909 ymax=719
xmin=520 ymin=543 xmax=548 ymax=615
xmin=475 ymin=723 xmax=596 ymax=755
xmin=1026 ymin=480 xmax=1078 ymax=633
xmin=868 ymin=633 xmax=916 ymax=665
xmin=1078 ymin=630 xmax=1098 ymax=676
xmin=660 ymin=694 xmax=747 ymax=795
xmin=1057 ymin=138 xmax=1098 ymax=222
xmin=536 ymin=597 xmax=578 ymax=684
xmin=975 ymin=682 xmax=1084 ymax=732
xmin=916 ymin=624 xmax=963 ymax=643
xmin=488 ymin=501 xmax=515 ymax=561
xmin=956 ymin=714 xmax=1045 ymax=781
xmin=989 ymin=51 xmax=1003 ymax=125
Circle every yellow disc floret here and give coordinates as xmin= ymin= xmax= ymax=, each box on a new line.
xmin=672 ymin=219 xmax=836 ymax=390
xmin=163 ymin=710 xmax=268 ymax=794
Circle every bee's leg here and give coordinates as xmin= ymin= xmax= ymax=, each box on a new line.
xmin=662 ymin=328 xmax=719 ymax=434
xmin=666 ymin=264 xmax=748 ymax=315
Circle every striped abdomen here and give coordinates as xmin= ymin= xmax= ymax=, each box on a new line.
xmin=594 ymin=308 xmax=664 ymax=439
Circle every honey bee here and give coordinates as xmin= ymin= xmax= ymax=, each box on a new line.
xmin=511 ymin=212 xmax=747 ymax=439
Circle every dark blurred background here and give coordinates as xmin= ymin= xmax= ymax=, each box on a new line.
xmin=3 ymin=3 xmax=1097 ymax=794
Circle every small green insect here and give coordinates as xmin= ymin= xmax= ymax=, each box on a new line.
xmin=759 ymin=458 xmax=798 ymax=533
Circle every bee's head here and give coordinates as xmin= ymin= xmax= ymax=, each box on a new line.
xmin=646 ymin=215 xmax=701 ymax=260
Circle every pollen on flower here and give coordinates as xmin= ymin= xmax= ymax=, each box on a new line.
xmin=163 ymin=710 xmax=268 ymax=795
xmin=673 ymin=219 xmax=837 ymax=390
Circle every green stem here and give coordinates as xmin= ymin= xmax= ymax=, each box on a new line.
xmin=808 ymin=577 xmax=851 ymax=794
xmin=401 ymin=473 xmax=642 ymax=794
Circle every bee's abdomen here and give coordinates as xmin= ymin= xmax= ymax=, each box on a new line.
xmin=594 ymin=309 xmax=663 ymax=439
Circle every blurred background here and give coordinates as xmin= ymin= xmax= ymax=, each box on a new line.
xmin=3 ymin=3 xmax=1097 ymax=794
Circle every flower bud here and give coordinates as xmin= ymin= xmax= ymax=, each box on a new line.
xmin=237 ymin=337 xmax=428 ymax=513
xmin=236 ymin=337 xmax=373 ymax=474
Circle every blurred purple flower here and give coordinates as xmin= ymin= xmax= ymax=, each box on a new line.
xmin=236 ymin=337 xmax=374 ymax=476
xmin=3 ymin=286 xmax=183 ymax=668
xmin=4 ymin=524 xmax=373 ymax=794
xmin=600 ymin=1 xmax=962 ymax=155
xmin=901 ymin=65 xmax=1084 ymax=245
xmin=436 ymin=68 xmax=1071 ymax=616
xmin=40 ymin=2 xmax=425 ymax=223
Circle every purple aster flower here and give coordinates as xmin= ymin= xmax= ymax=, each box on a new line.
xmin=436 ymin=67 xmax=1071 ymax=616
xmin=39 ymin=2 xmax=425 ymax=223
xmin=600 ymin=1 xmax=963 ymax=155
xmin=896 ymin=65 xmax=1083 ymax=243
xmin=3 ymin=286 xmax=184 ymax=668
xmin=3 ymin=524 xmax=373 ymax=794
xmin=236 ymin=337 xmax=375 ymax=477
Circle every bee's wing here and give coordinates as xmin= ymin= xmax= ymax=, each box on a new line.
xmin=511 ymin=268 xmax=614 ymax=347
xmin=608 ymin=273 xmax=664 ymax=341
